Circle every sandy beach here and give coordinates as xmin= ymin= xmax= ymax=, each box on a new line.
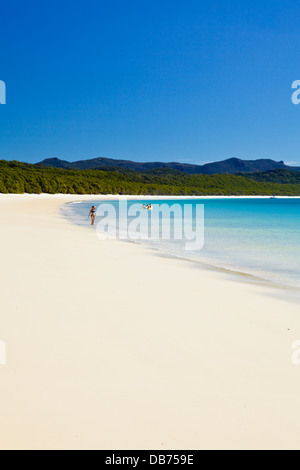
xmin=0 ymin=194 xmax=300 ymax=450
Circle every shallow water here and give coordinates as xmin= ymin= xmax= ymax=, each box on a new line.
xmin=63 ymin=198 xmax=300 ymax=289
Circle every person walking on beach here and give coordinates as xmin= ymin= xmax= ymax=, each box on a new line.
xmin=89 ymin=205 xmax=96 ymax=226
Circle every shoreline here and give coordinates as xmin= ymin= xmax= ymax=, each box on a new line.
xmin=61 ymin=195 xmax=300 ymax=297
xmin=1 ymin=194 xmax=300 ymax=449
xmin=3 ymin=190 xmax=300 ymax=302
xmin=1 ymin=193 xmax=300 ymax=200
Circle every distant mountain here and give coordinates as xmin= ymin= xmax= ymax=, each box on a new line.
xmin=37 ymin=157 xmax=72 ymax=169
xmin=37 ymin=156 xmax=300 ymax=174
xmin=199 ymin=158 xmax=300 ymax=174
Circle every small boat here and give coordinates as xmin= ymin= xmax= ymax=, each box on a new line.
xmin=270 ymin=195 xmax=277 ymax=199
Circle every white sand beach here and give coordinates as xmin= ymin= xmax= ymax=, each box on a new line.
xmin=0 ymin=194 xmax=300 ymax=450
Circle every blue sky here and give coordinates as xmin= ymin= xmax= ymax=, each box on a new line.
xmin=0 ymin=0 xmax=300 ymax=165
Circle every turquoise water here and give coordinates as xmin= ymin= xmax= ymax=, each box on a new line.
xmin=63 ymin=198 xmax=300 ymax=288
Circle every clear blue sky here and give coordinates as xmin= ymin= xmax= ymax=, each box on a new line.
xmin=1 ymin=0 xmax=300 ymax=165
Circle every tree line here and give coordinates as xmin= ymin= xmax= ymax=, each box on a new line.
xmin=0 ymin=160 xmax=299 ymax=196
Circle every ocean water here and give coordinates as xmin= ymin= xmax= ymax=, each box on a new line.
xmin=63 ymin=198 xmax=300 ymax=289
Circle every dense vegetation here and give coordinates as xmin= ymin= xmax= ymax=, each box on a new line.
xmin=0 ymin=160 xmax=300 ymax=195
xmin=240 ymin=169 xmax=300 ymax=184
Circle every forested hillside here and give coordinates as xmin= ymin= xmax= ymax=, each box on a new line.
xmin=1 ymin=160 xmax=300 ymax=195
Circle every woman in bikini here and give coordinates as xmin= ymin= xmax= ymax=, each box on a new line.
xmin=89 ymin=205 xmax=96 ymax=226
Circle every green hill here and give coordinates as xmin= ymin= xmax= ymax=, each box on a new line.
xmin=239 ymin=169 xmax=300 ymax=184
xmin=0 ymin=160 xmax=300 ymax=196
